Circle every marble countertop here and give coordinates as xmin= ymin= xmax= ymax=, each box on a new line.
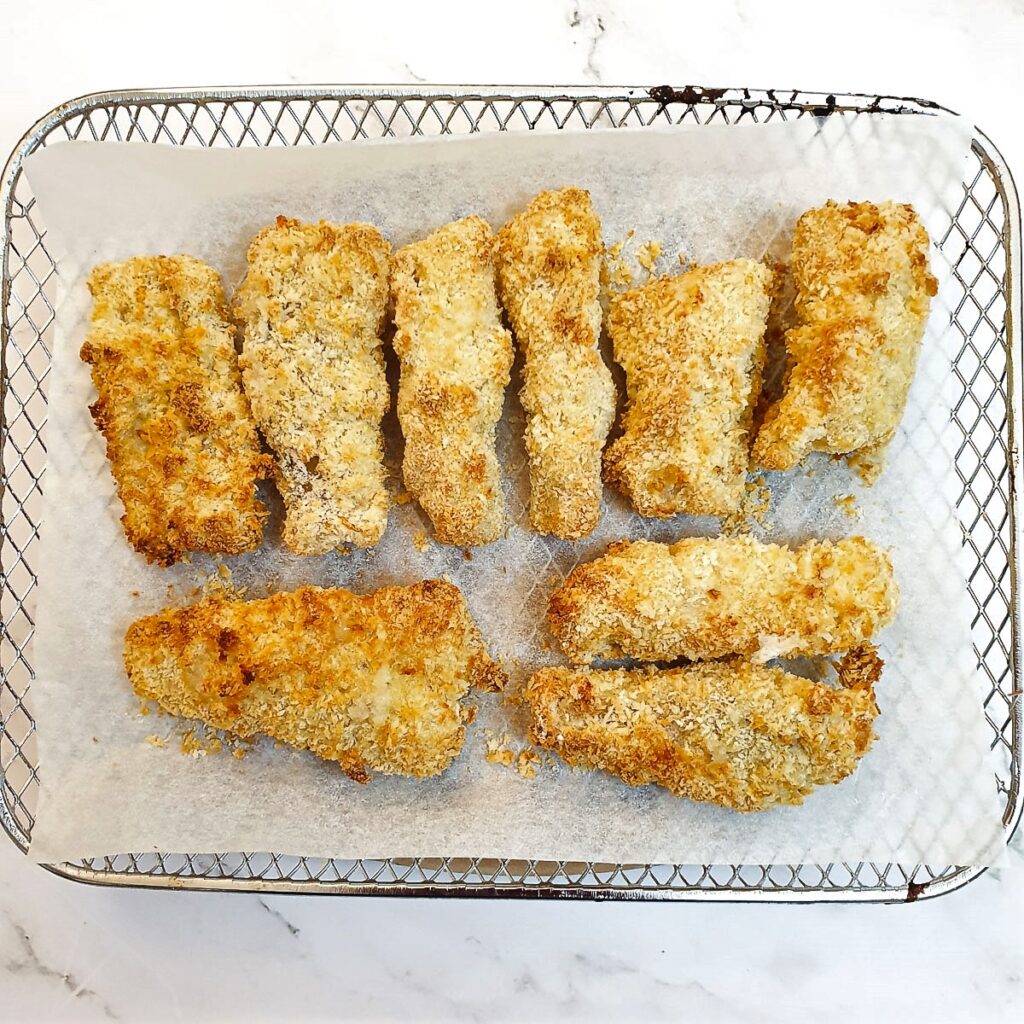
xmin=1 ymin=1 xmax=1022 ymax=1020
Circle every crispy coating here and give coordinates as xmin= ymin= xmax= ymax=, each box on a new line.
xmin=81 ymin=256 xmax=271 ymax=566
xmin=233 ymin=216 xmax=392 ymax=555
xmin=525 ymin=650 xmax=882 ymax=811
xmin=604 ymin=259 xmax=775 ymax=517
xmin=392 ymin=216 xmax=513 ymax=546
xmin=548 ymin=535 xmax=897 ymax=664
xmin=495 ymin=187 xmax=616 ymax=539
xmin=753 ymin=201 xmax=937 ymax=472
xmin=124 ymin=580 xmax=505 ymax=781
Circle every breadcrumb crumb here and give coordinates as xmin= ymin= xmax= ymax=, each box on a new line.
xmin=721 ymin=474 xmax=772 ymax=536
xmin=637 ymin=240 xmax=662 ymax=275
xmin=600 ymin=240 xmax=634 ymax=294
xmin=834 ymin=494 xmax=861 ymax=519
xmin=516 ymin=748 xmax=541 ymax=780
xmin=848 ymin=446 xmax=886 ymax=485
xmin=484 ymin=730 xmax=517 ymax=767
xmin=484 ymin=730 xmax=541 ymax=779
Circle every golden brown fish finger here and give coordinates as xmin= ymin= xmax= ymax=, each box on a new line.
xmin=753 ymin=201 xmax=936 ymax=474
xmin=392 ymin=216 xmax=513 ymax=546
xmin=124 ymin=580 xmax=505 ymax=781
xmin=603 ymin=259 xmax=774 ymax=517
xmin=525 ymin=651 xmax=882 ymax=811
xmin=234 ymin=217 xmax=392 ymax=554
xmin=548 ymin=535 xmax=897 ymax=664
xmin=81 ymin=255 xmax=271 ymax=566
xmin=495 ymin=187 xmax=616 ymax=539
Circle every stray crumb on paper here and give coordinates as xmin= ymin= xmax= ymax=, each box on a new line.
xmin=179 ymin=724 xmax=253 ymax=759
xmin=413 ymin=531 xmax=429 ymax=553
xmin=722 ymin=474 xmax=772 ymax=535
xmin=601 ymin=239 xmax=633 ymax=293
xmin=485 ymin=730 xmax=542 ymax=780
xmin=145 ymin=734 xmax=166 ymax=749
xmin=637 ymin=239 xmax=662 ymax=275
xmin=199 ymin=564 xmax=247 ymax=601
xmin=484 ymin=730 xmax=516 ymax=768
xmin=516 ymin=748 xmax=541 ymax=780
xmin=181 ymin=727 xmax=219 ymax=757
xmin=849 ymin=448 xmax=886 ymax=486
xmin=834 ymin=493 xmax=861 ymax=519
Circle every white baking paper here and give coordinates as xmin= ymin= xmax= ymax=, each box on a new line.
xmin=21 ymin=113 xmax=1007 ymax=866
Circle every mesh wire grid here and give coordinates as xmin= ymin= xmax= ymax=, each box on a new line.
xmin=0 ymin=85 xmax=1019 ymax=901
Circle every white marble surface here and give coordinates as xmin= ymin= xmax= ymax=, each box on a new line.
xmin=0 ymin=1 xmax=1023 ymax=1020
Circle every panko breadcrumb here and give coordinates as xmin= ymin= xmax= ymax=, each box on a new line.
xmin=753 ymin=201 xmax=936 ymax=473
xmin=392 ymin=216 xmax=513 ymax=546
xmin=548 ymin=535 xmax=897 ymax=664
xmin=495 ymin=188 xmax=616 ymax=539
xmin=81 ymin=256 xmax=271 ymax=566
xmin=233 ymin=216 xmax=392 ymax=555
xmin=604 ymin=259 xmax=775 ymax=517
xmin=124 ymin=580 xmax=505 ymax=781
xmin=525 ymin=649 xmax=882 ymax=811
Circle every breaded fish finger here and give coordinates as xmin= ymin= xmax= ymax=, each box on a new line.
xmin=495 ymin=187 xmax=616 ymax=539
xmin=603 ymin=259 xmax=774 ymax=517
xmin=81 ymin=256 xmax=271 ymax=566
xmin=125 ymin=580 xmax=505 ymax=781
xmin=391 ymin=216 xmax=513 ymax=547
xmin=525 ymin=648 xmax=882 ymax=811
xmin=753 ymin=201 xmax=936 ymax=474
xmin=233 ymin=217 xmax=392 ymax=554
xmin=548 ymin=535 xmax=897 ymax=664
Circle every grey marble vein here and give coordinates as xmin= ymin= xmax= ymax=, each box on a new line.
xmin=257 ymin=896 xmax=301 ymax=938
xmin=3 ymin=911 xmax=118 ymax=1019
xmin=568 ymin=2 xmax=609 ymax=83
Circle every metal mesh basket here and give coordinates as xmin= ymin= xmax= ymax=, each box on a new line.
xmin=1 ymin=85 xmax=1019 ymax=901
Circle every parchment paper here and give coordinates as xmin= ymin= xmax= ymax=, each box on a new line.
xmin=22 ymin=113 xmax=1007 ymax=866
